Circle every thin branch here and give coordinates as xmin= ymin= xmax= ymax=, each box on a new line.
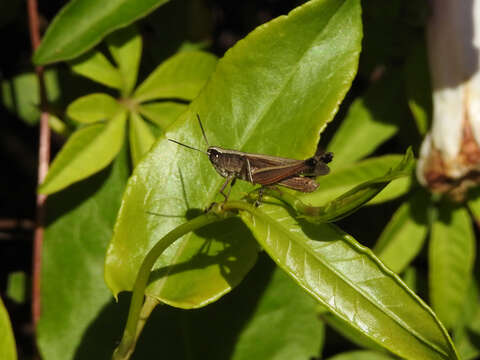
xmin=0 ymin=218 xmax=35 ymax=231
xmin=27 ymin=0 xmax=51 ymax=356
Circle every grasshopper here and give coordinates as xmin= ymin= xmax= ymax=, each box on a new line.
xmin=169 ymin=115 xmax=333 ymax=202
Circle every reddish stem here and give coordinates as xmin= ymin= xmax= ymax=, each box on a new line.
xmin=27 ymin=0 xmax=51 ymax=355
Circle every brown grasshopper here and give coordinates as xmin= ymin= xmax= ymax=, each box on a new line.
xmin=169 ymin=115 xmax=333 ymax=201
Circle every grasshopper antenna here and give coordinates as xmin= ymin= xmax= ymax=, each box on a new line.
xmin=168 ymin=139 xmax=207 ymax=154
xmin=197 ymin=114 xmax=210 ymax=147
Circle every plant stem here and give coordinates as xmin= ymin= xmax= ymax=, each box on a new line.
xmin=112 ymin=210 xmax=230 ymax=360
xmin=27 ymin=0 xmax=51 ymax=357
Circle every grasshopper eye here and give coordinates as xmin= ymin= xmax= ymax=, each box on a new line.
xmin=208 ymin=148 xmax=220 ymax=161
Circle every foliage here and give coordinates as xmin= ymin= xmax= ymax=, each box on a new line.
xmin=2 ymin=0 xmax=478 ymax=359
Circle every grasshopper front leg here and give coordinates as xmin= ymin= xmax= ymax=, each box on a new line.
xmin=219 ymin=175 xmax=236 ymax=202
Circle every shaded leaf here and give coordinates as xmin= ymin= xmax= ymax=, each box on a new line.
xmin=39 ymin=111 xmax=127 ymax=194
xmin=1 ymin=70 xmax=60 ymax=125
xmin=105 ymin=0 xmax=363 ymax=307
xmin=129 ymin=112 xmax=156 ymax=166
xmin=466 ymin=186 xmax=480 ymax=226
xmin=239 ymin=202 xmax=457 ymax=360
xmin=429 ymin=204 xmax=475 ymax=329
xmin=0 ymin=297 xmax=17 ymax=360
xmin=70 ymin=51 xmax=123 ymax=89
xmin=67 ymin=93 xmax=122 ymax=123
xmin=231 ymin=266 xmax=324 ymax=360
xmin=374 ymin=190 xmax=429 ymax=273
xmin=133 ymin=50 xmax=218 ymax=102
xmin=6 ymin=271 xmax=27 ymax=304
xmin=328 ymin=72 xmax=403 ymax=168
xmin=402 ymin=266 xmax=418 ymax=292
xmin=33 ymin=0 xmax=170 ymax=64
xmin=453 ymin=281 xmax=480 ymax=360
xmin=405 ymin=39 xmax=432 ymax=136
xmin=138 ymin=102 xmax=187 ymax=129
xmin=37 ymin=147 xmax=129 ymax=360
xmin=106 ymin=26 xmax=142 ymax=95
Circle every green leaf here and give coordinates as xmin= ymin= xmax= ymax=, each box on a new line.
xmin=453 ymin=281 xmax=480 ymax=360
xmin=39 ymin=111 xmax=127 ymax=194
xmin=33 ymin=0 xmax=170 ymax=65
xmin=262 ymin=148 xmax=415 ymax=223
xmin=37 ymin=147 xmax=130 ymax=360
xmin=106 ymin=0 xmax=363 ymax=307
xmin=230 ymin=265 xmax=324 ymax=360
xmin=319 ymin=309 xmax=385 ymax=352
xmin=374 ymin=191 xmax=429 ymax=273
xmin=6 ymin=271 xmax=27 ymax=304
xmin=301 ymin=155 xmax=409 ymax=206
xmin=367 ymin=175 xmax=412 ymax=205
xmin=67 ymin=93 xmax=122 ymax=123
xmin=1 ymin=70 xmax=60 ymax=125
xmin=70 ymin=51 xmax=123 ymax=89
xmin=239 ymin=203 xmax=457 ymax=360
xmin=402 ymin=266 xmax=418 ymax=292
xmin=129 ymin=112 xmax=156 ymax=166
xmin=138 ymin=102 xmax=187 ymax=129
xmin=466 ymin=186 xmax=480 ymax=222
xmin=106 ymin=26 xmax=142 ymax=95
xmin=429 ymin=204 xmax=475 ymax=329
xmin=405 ymin=39 xmax=432 ymax=136
xmin=328 ymin=72 xmax=403 ymax=168
xmin=326 ymin=350 xmax=395 ymax=360
xmin=0 ymin=297 xmax=17 ymax=360
xmin=133 ymin=50 xmax=218 ymax=102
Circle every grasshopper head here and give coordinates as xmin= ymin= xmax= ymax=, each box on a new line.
xmin=207 ymin=147 xmax=222 ymax=164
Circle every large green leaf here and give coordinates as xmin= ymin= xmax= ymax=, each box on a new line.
xmin=429 ymin=204 xmax=475 ymax=329
xmin=133 ymin=51 xmax=218 ymax=102
xmin=39 ymin=111 xmax=127 ymax=194
xmin=105 ymin=0 xmax=362 ymax=307
xmin=37 ymin=147 xmax=130 ymax=360
xmin=239 ymin=203 xmax=457 ymax=360
xmin=327 ymin=72 xmax=403 ymax=168
xmin=33 ymin=0 xmax=170 ymax=65
xmin=374 ymin=190 xmax=429 ymax=273
xmin=0 ymin=297 xmax=16 ymax=360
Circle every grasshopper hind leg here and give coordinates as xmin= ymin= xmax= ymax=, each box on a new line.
xmin=254 ymin=185 xmax=280 ymax=207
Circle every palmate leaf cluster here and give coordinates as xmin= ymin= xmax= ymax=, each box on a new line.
xmin=1 ymin=0 xmax=478 ymax=359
